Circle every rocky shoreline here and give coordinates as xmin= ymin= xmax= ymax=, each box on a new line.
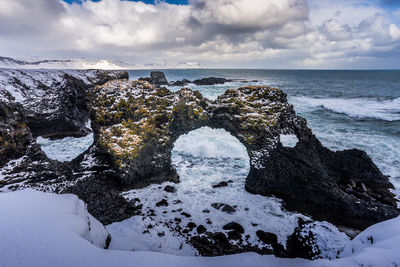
xmin=1 ymin=69 xmax=399 ymax=258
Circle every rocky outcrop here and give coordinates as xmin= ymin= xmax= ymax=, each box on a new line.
xmin=171 ymin=79 xmax=191 ymax=86
xmin=139 ymin=71 xmax=231 ymax=87
xmin=0 ymin=69 xmax=128 ymax=138
xmin=193 ymin=77 xmax=231 ymax=85
xmin=89 ymin=80 xmax=399 ymax=230
xmin=139 ymin=71 xmax=168 ymax=87
xmin=245 ymin=138 xmax=398 ymax=229
xmin=0 ymin=101 xmax=32 ymax=167
xmin=0 ymin=69 xmax=137 ymax=225
xmin=0 ymin=100 xmax=73 ymax=190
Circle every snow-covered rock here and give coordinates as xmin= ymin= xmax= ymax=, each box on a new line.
xmin=339 ymin=215 xmax=400 ymax=265
xmin=0 ymin=189 xmax=110 ymax=249
xmin=0 ymin=189 xmax=399 ymax=267
xmin=0 ymin=68 xmax=128 ymax=138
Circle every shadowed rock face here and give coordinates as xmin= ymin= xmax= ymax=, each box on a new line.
xmin=89 ymin=79 xmax=399 ymax=229
xmin=0 ymin=69 xmax=129 ymax=138
xmin=0 ymin=101 xmax=32 ymax=167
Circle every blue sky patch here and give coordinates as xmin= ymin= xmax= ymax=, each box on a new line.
xmin=63 ymin=0 xmax=189 ymax=4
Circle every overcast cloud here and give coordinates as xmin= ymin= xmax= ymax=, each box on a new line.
xmin=0 ymin=0 xmax=400 ymax=68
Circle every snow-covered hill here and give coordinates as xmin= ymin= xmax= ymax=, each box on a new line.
xmin=0 ymin=190 xmax=399 ymax=267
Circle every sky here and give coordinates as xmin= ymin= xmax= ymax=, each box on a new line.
xmin=0 ymin=0 xmax=400 ymax=69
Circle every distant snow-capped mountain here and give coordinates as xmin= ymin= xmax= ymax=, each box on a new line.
xmin=0 ymin=56 xmax=206 ymax=70
xmin=0 ymin=56 xmax=127 ymax=70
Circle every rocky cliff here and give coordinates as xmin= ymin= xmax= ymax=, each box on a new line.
xmin=0 ymin=69 xmax=128 ymax=138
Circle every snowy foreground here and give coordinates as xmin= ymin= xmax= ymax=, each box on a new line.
xmin=0 ymin=190 xmax=399 ymax=267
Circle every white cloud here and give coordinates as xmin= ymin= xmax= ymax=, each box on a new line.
xmin=0 ymin=0 xmax=399 ymax=68
xmin=389 ymin=24 xmax=400 ymax=40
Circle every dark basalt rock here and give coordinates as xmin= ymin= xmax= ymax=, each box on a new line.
xmin=139 ymin=71 xmax=168 ymax=87
xmin=211 ymin=203 xmax=236 ymax=214
xmin=286 ymin=218 xmax=321 ymax=260
xmin=139 ymin=71 xmax=231 ymax=87
xmin=223 ymin=222 xmax=245 ymax=234
xmin=197 ymin=225 xmax=207 ymax=234
xmin=0 ymin=69 xmax=135 ymax=225
xmin=164 ymin=185 xmax=176 ymax=193
xmin=187 ymin=222 xmax=196 ymax=229
xmin=171 ymin=79 xmax=191 ymax=86
xmin=245 ymin=138 xmax=399 ymax=229
xmin=0 ymin=69 xmax=128 ymax=139
xmin=0 ymin=100 xmax=73 ymax=190
xmin=212 ymin=181 xmax=231 ymax=188
xmin=193 ymin=77 xmax=231 ymax=85
xmin=0 ymin=101 xmax=32 ymax=166
xmin=256 ymin=230 xmax=278 ymax=245
xmin=156 ymin=199 xmax=169 ymax=207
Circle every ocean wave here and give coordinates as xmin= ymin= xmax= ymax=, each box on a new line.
xmin=292 ymin=97 xmax=400 ymax=121
xmin=172 ymin=127 xmax=249 ymax=159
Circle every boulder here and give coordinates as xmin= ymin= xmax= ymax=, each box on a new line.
xmin=193 ymin=77 xmax=231 ymax=85
xmin=139 ymin=71 xmax=169 ymax=87
xmin=256 ymin=231 xmax=278 ymax=245
xmin=223 ymin=222 xmax=245 ymax=234
xmin=171 ymin=79 xmax=191 ymax=86
xmin=150 ymin=71 xmax=169 ymax=86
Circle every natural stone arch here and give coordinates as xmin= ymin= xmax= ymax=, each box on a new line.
xmin=89 ymin=80 xmax=303 ymax=188
xmin=88 ymin=79 xmax=399 ymax=230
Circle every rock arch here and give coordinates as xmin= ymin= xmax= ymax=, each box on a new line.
xmin=89 ymin=80 xmax=305 ymax=187
xmin=89 ymin=79 xmax=399 ymax=229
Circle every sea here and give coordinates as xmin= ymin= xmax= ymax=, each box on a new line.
xmin=38 ymin=69 xmax=400 ymax=256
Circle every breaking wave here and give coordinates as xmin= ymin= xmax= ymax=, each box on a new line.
xmin=293 ymin=97 xmax=400 ymax=121
xmin=172 ymin=127 xmax=248 ymax=159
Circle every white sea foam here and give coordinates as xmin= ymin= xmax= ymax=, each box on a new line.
xmin=293 ymin=96 xmax=400 ymax=121
xmin=37 ymin=133 xmax=93 ymax=162
xmin=173 ymin=127 xmax=248 ymax=159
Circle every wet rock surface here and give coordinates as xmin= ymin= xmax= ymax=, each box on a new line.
xmin=139 ymin=72 xmax=231 ymax=87
xmin=192 ymin=77 xmax=231 ymax=86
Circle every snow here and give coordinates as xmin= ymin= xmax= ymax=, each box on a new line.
xmin=0 ymin=69 xmax=124 ymax=105
xmin=280 ymin=134 xmax=299 ymax=148
xmin=339 ymin=216 xmax=400 ymax=265
xmin=297 ymin=221 xmax=350 ymax=260
xmin=107 ymin=216 xmax=197 ymax=255
xmin=0 ymin=189 xmax=109 ymax=249
xmin=0 ymin=189 xmax=399 ymax=267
